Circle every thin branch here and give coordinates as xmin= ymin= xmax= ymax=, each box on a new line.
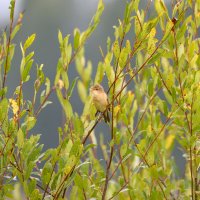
xmin=82 ymin=117 xmax=102 ymax=144
xmin=109 ymin=87 xmax=161 ymax=181
xmin=35 ymin=86 xmax=56 ymax=117
xmin=53 ymin=165 xmax=76 ymax=199
xmin=108 ymin=182 xmax=128 ymax=200
xmin=17 ymin=80 xmax=23 ymax=129
xmin=137 ymin=110 xmax=175 ymax=169
xmin=42 ymin=140 xmax=65 ymax=199
xmin=102 ymin=24 xmax=126 ymax=200
xmin=10 ymin=161 xmax=54 ymax=197
xmin=173 ymin=24 xmax=194 ymax=199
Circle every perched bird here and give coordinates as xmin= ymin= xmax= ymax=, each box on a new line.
xmin=90 ymin=84 xmax=110 ymax=123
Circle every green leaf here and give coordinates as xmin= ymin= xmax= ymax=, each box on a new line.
xmin=73 ymin=115 xmax=84 ymax=137
xmin=36 ymin=64 xmax=45 ymax=84
xmin=67 ymin=77 xmax=79 ymax=99
xmin=155 ymin=0 xmax=167 ymax=16
xmin=61 ymin=69 xmax=69 ymax=90
xmin=84 ymin=144 xmax=97 ymax=153
xmin=70 ymin=140 xmax=83 ymax=157
xmin=22 ymin=59 xmax=33 ymax=82
xmin=77 ymin=80 xmax=87 ymax=103
xmin=113 ymin=40 xmax=120 ymax=58
xmin=28 ymin=179 xmax=36 ymax=196
xmin=162 ymin=20 xmax=174 ymax=42
xmin=11 ymin=23 xmax=22 ymax=40
xmin=0 ymin=88 xmax=7 ymax=98
xmin=25 ymin=161 xmax=35 ymax=180
xmin=113 ymin=20 xmax=124 ymax=39
xmin=40 ymin=90 xmax=46 ymax=104
xmin=41 ymin=162 xmax=53 ymax=186
xmin=165 ymin=73 xmax=174 ymax=89
xmin=148 ymin=50 xmax=165 ymax=65
xmin=120 ymin=143 xmax=128 ymax=157
xmin=171 ymin=87 xmax=176 ymax=102
xmin=132 ymin=0 xmax=140 ymax=11
xmin=24 ymin=34 xmax=36 ymax=51
xmin=17 ymin=128 xmax=24 ymax=149
xmin=163 ymin=101 xmax=168 ymax=116
xmin=58 ymin=30 xmax=63 ymax=45
xmin=25 ymin=51 xmax=34 ymax=63
xmin=63 ymin=34 xmax=70 ymax=48
xmin=134 ymin=16 xmax=142 ymax=36
xmin=119 ymin=47 xmax=129 ymax=68
xmin=24 ymin=116 xmax=36 ymax=131
xmin=26 ymin=144 xmax=43 ymax=165
xmin=5 ymin=44 xmax=15 ymax=73
xmin=107 ymin=37 xmax=111 ymax=52
xmin=93 ymin=0 xmax=104 ymax=24
xmin=66 ymin=43 xmax=72 ymax=65
xmin=0 ymin=98 xmax=8 ymax=122
xmin=30 ymin=189 xmax=41 ymax=200
xmin=94 ymin=62 xmax=105 ymax=83
xmin=148 ymin=79 xmax=154 ymax=96
xmin=83 ymin=61 xmax=92 ymax=83
xmin=124 ymin=1 xmax=134 ymax=25
xmin=74 ymin=28 xmax=80 ymax=50
xmin=56 ymin=89 xmax=73 ymax=119
xmin=64 ymin=155 xmax=77 ymax=174
xmin=74 ymin=174 xmax=84 ymax=189
xmin=41 ymin=101 xmax=52 ymax=110
xmin=9 ymin=0 xmax=15 ymax=19
xmin=115 ymin=131 xmax=121 ymax=145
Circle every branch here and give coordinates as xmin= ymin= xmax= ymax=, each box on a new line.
xmin=35 ymin=86 xmax=56 ymax=117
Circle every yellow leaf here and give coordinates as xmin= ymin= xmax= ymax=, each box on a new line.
xmin=150 ymin=28 xmax=156 ymax=38
xmin=113 ymin=40 xmax=120 ymax=58
xmin=165 ymin=134 xmax=175 ymax=150
xmin=9 ymin=98 xmax=19 ymax=115
xmin=165 ymin=74 xmax=174 ymax=89
xmin=114 ymin=105 xmax=121 ymax=117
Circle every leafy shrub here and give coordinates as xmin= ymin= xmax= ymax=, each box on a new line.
xmin=0 ymin=0 xmax=200 ymax=199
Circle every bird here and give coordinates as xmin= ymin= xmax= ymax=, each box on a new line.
xmin=90 ymin=84 xmax=110 ymax=123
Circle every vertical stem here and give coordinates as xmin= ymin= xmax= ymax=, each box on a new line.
xmin=173 ymin=26 xmax=194 ymax=199
xmin=17 ymin=80 xmax=23 ymax=129
xmin=102 ymin=30 xmax=125 ymax=200
xmin=1 ymin=0 xmax=16 ymax=100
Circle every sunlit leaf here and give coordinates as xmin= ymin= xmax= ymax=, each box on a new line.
xmin=41 ymin=162 xmax=53 ymax=186
xmin=165 ymin=134 xmax=175 ymax=150
xmin=17 ymin=128 xmax=24 ymax=149
xmin=24 ymin=34 xmax=36 ymax=51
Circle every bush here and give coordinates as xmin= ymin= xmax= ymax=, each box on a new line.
xmin=0 ymin=0 xmax=200 ymax=199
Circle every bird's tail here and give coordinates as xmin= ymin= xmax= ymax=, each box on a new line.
xmin=103 ymin=110 xmax=110 ymax=123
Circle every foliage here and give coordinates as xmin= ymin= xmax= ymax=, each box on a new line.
xmin=0 ymin=0 xmax=200 ymax=199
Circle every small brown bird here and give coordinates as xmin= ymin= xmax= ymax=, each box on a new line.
xmin=90 ymin=84 xmax=110 ymax=123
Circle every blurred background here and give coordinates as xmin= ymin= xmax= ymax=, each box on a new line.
xmin=0 ymin=0 xmax=185 ymax=176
